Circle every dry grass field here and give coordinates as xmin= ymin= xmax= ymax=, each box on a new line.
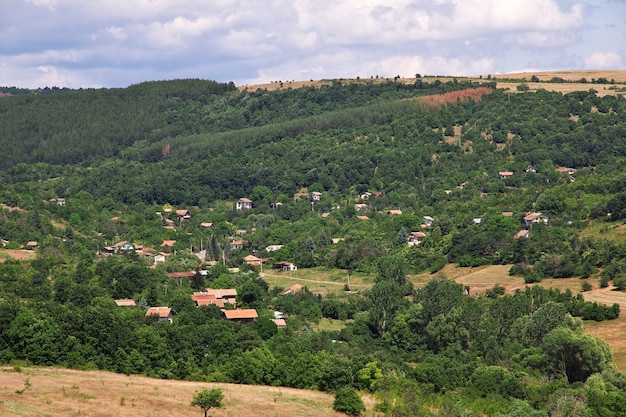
xmin=0 ymin=250 xmax=37 ymax=262
xmin=0 ymin=366 xmax=376 ymax=417
xmin=239 ymin=70 xmax=626 ymax=98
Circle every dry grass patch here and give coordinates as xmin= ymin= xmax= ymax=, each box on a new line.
xmin=0 ymin=367 xmax=352 ymax=417
xmin=0 ymin=249 xmax=37 ymax=262
xmin=261 ymin=268 xmax=374 ymax=296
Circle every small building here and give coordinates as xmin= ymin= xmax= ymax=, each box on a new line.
xmin=422 ymin=216 xmax=434 ymax=227
xmin=236 ymin=198 xmax=253 ymax=210
xmin=160 ymin=240 xmax=176 ymax=249
xmin=205 ymin=288 xmax=238 ymax=305
xmin=114 ymin=299 xmax=136 ymax=307
xmin=332 ymin=238 xmax=345 ymax=244
xmin=523 ymin=212 xmax=549 ymax=228
xmin=357 ymin=215 xmax=369 ymax=221
xmin=408 ymin=231 xmax=426 ymax=246
xmin=26 ymin=241 xmax=39 ymax=249
xmin=282 ymin=283 xmax=304 ymax=295
xmin=145 ymin=307 xmax=173 ymax=323
xmin=498 ymin=171 xmax=514 ymax=180
xmin=321 ymin=212 xmax=330 ymax=218
xmin=387 ymin=209 xmax=402 ymax=215
xmin=274 ymin=261 xmax=297 ymax=272
xmin=244 ymin=254 xmax=266 ymax=267
xmin=502 ymin=211 xmax=514 ymax=217
xmin=310 ymin=191 xmax=322 ymax=201
xmin=200 ymin=222 xmax=214 ymax=228
xmin=354 ymin=203 xmax=369 ymax=211
xmin=272 ymin=318 xmax=287 ymax=329
xmin=229 ymin=239 xmax=245 ymax=250
xmin=176 ymin=209 xmax=191 ymax=221
xmin=514 ymin=230 xmax=530 ymax=239
xmin=191 ymin=292 xmax=225 ymax=308
xmin=265 ymin=244 xmax=284 ymax=252
xmin=222 ymin=308 xmax=258 ymax=323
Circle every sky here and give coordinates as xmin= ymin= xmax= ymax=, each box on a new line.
xmin=1 ymin=0 xmax=625 ymax=89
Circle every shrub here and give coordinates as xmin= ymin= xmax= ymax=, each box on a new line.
xmin=333 ymin=387 xmax=365 ymax=416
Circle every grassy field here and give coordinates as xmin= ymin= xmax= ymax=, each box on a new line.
xmin=239 ymin=70 xmax=626 ymax=98
xmin=0 ymin=366 xmax=376 ymax=417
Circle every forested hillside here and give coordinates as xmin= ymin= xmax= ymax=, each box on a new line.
xmin=2 ymin=76 xmax=626 ymax=416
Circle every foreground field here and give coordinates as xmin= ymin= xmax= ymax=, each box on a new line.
xmin=0 ymin=367 xmax=366 ymax=417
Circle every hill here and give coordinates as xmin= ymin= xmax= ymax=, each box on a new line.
xmin=0 ymin=366 xmax=356 ymax=417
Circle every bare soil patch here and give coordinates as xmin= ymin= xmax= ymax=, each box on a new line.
xmin=0 ymin=367 xmax=355 ymax=417
xmin=0 ymin=249 xmax=37 ymax=262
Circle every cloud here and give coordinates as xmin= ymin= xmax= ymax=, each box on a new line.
xmin=584 ymin=52 xmax=623 ymax=69
xmin=1 ymin=0 xmax=622 ymax=88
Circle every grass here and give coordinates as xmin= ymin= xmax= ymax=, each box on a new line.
xmin=0 ymin=367 xmax=352 ymax=417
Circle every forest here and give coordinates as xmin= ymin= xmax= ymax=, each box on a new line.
xmin=1 ymin=76 xmax=626 ymax=416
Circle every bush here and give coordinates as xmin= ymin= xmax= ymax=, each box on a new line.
xmin=581 ymin=281 xmax=592 ymax=292
xmin=333 ymin=387 xmax=365 ymax=416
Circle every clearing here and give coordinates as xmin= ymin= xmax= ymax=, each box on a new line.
xmin=0 ymin=366 xmax=369 ymax=417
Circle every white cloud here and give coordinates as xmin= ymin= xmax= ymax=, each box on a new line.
xmin=584 ymin=52 xmax=623 ymax=69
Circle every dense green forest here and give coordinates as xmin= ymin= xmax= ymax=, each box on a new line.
xmin=2 ymin=77 xmax=626 ymax=416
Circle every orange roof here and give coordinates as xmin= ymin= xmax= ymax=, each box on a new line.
xmin=114 ymin=299 xmax=136 ymax=307
xmin=502 ymin=212 xmax=513 ymax=217
xmin=283 ymin=284 xmax=304 ymax=294
xmin=523 ymin=212 xmax=544 ymax=221
xmin=176 ymin=209 xmax=189 ymax=216
xmin=357 ymin=215 xmax=369 ymax=220
xmin=239 ymin=197 xmax=253 ymax=203
xmin=514 ymin=230 xmax=530 ymax=239
xmin=498 ymin=171 xmax=514 ymax=176
xmin=167 ymin=271 xmax=196 ymax=278
xmin=272 ymin=318 xmax=287 ymax=328
xmin=205 ymin=288 xmax=237 ymax=298
xmin=222 ymin=308 xmax=258 ymax=320
xmin=146 ymin=307 xmax=171 ymax=318
xmin=161 ymin=240 xmax=176 ymax=247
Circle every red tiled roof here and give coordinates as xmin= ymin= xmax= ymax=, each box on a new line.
xmin=222 ymin=308 xmax=258 ymax=320
xmin=146 ymin=307 xmax=171 ymax=318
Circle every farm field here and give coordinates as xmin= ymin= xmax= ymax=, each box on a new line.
xmin=0 ymin=366 xmax=369 ymax=417
xmin=267 ymin=264 xmax=626 ymax=371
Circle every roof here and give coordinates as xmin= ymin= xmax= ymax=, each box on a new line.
xmin=387 ymin=210 xmax=402 ymax=215
xmin=175 ymin=209 xmax=189 ymax=216
xmin=272 ymin=318 xmax=287 ymax=328
xmin=514 ymin=230 xmax=530 ymax=239
xmin=502 ymin=212 xmax=513 ymax=217
xmin=357 ymin=215 xmax=369 ymax=220
xmin=167 ymin=271 xmax=196 ymax=278
xmin=160 ymin=240 xmax=176 ymax=247
xmin=238 ymin=197 xmax=253 ymax=203
xmin=146 ymin=307 xmax=171 ymax=318
xmin=200 ymin=222 xmax=213 ymax=227
xmin=222 ymin=308 xmax=258 ymax=320
xmin=283 ymin=283 xmax=304 ymax=294
xmin=410 ymin=231 xmax=426 ymax=238
xmin=498 ymin=171 xmax=514 ymax=176
xmin=114 ymin=299 xmax=136 ymax=307
xmin=321 ymin=212 xmax=330 ymax=218
xmin=205 ymin=288 xmax=238 ymax=298
xmin=523 ymin=212 xmax=545 ymax=221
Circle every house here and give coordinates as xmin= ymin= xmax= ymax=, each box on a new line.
xmin=265 ymin=244 xmax=284 ymax=252
xmin=51 ymin=198 xmax=66 ymax=206
xmin=154 ymin=252 xmax=169 ymax=263
xmin=332 ymin=238 xmax=345 ymax=244
xmin=360 ymin=192 xmax=372 ymax=200
xmin=145 ymin=307 xmax=173 ymax=323
xmin=176 ymin=209 xmax=191 ymax=221
xmin=274 ymin=261 xmax=297 ymax=272
xmin=525 ymin=165 xmax=537 ymax=173
xmin=26 ymin=241 xmax=39 ymax=249
xmin=498 ymin=171 xmax=514 ymax=180
xmin=222 ymin=308 xmax=258 ymax=323
xmin=236 ymin=198 xmax=253 ymax=210
xmin=200 ymin=222 xmax=213 ymax=228
xmin=205 ymin=288 xmax=238 ymax=305
xmin=523 ymin=212 xmax=549 ymax=227
xmin=114 ymin=299 xmax=136 ymax=307
xmin=357 ymin=215 xmax=369 ymax=221
xmin=244 ymin=254 xmax=266 ymax=267
xmin=473 ymin=217 xmax=482 ymax=224
xmin=514 ymin=230 xmax=530 ymax=239
xmin=407 ymin=231 xmax=426 ymax=246
xmin=112 ymin=241 xmax=134 ymax=254
xmin=502 ymin=212 xmax=513 ymax=217
xmin=229 ymin=239 xmax=245 ymax=250
xmin=458 ymin=181 xmax=469 ymax=190
xmin=191 ymin=292 xmax=225 ymax=308
xmin=422 ymin=216 xmax=434 ymax=227
xmin=310 ymin=191 xmax=322 ymax=201
xmin=282 ymin=283 xmax=304 ymax=294
xmin=272 ymin=318 xmax=287 ymax=329
xmin=160 ymin=240 xmax=176 ymax=249
xmin=321 ymin=212 xmax=330 ymax=218
xmin=387 ymin=209 xmax=402 ymax=215
xmin=354 ymin=203 xmax=369 ymax=211
xmin=556 ymin=167 xmax=576 ymax=175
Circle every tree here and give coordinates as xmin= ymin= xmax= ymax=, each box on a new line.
xmin=333 ymin=387 xmax=365 ymax=416
xmin=191 ymin=388 xmax=223 ymax=417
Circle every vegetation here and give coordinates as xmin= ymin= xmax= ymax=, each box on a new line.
xmin=191 ymin=387 xmax=223 ymax=417
xmin=1 ymin=75 xmax=626 ymax=415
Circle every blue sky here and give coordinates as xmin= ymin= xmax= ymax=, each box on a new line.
xmin=1 ymin=0 xmax=624 ymax=88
